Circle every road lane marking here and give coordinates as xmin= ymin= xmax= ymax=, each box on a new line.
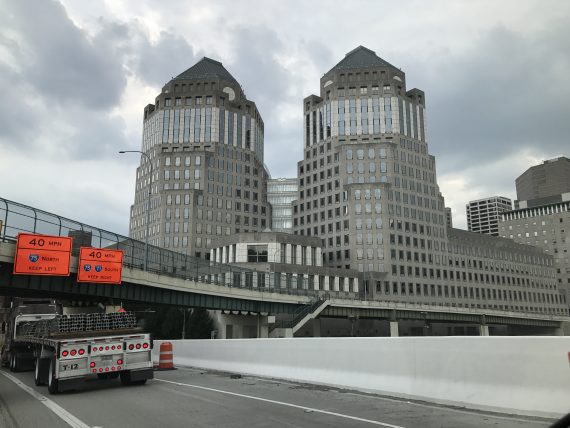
xmin=0 ymin=371 xmax=91 ymax=428
xmin=155 ymin=377 xmax=405 ymax=427
xmin=344 ymin=392 xmax=553 ymax=425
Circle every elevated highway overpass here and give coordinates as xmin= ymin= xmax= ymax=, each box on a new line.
xmin=1 ymin=196 xmax=568 ymax=335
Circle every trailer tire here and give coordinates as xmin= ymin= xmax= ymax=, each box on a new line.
xmin=120 ymin=370 xmax=132 ymax=385
xmin=47 ymin=356 xmax=59 ymax=394
xmin=10 ymin=353 xmax=20 ymax=372
xmin=35 ymin=356 xmax=50 ymax=386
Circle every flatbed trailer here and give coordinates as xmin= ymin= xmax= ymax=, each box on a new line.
xmin=1 ymin=300 xmax=153 ymax=394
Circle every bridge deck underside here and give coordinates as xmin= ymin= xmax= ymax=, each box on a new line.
xmin=321 ymin=306 xmax=562 ymax=328
xmin=0 ymin=263 xmax=563 ymax=328
xmin=0 ymin=262 xmax=299 ymax=314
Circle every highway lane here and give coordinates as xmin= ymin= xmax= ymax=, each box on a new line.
xmin=0 ymin=367 xmax=556 ymax=428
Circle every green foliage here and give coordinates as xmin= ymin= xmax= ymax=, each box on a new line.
xmin=186 ymin=308 xmax=215 ymax=339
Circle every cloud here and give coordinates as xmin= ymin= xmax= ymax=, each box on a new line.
xmin=122 ymin=25 xmax=197 ymax=87
xmin=426 ymin=22 xmax=570 ymax=170
xmin=1 ymin=0 xmax=126 ymax=110
xmin=1 ymin=0 xmax=569 ymax=234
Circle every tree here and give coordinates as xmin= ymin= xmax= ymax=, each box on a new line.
xmin=185 ymin=308 xmax=214 ymax=339
xmin=141 ymin=306 xmax=214 ymax=339
xmin=142 ymin=307 xmax=183 ymax=339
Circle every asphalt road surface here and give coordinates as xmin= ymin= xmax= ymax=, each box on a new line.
xmin=0 ymin=366 xmax=557 ymax=428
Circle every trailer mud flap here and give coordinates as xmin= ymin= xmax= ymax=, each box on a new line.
xmin=57 ymin=376 xmax=85 ymax=393
xmin=129 ymin=368 xmax=153 ymax=382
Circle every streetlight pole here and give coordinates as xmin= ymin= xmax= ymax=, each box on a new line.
xmin=119 ymin=150 xmax=153 ymax=272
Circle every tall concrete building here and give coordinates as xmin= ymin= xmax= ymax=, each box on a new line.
xmin=500 ymin=198 xmax=570 ymax=306
xmin=267 ymin=178 xmax=297 ymax=233
xmin=128 ymin=57 xmax=271 ymax=259
xmin=501 ymin=157 xmax=570 ymax=309
xmin=445 ymin=207 xmax=453 ymax=228
xmin=516 ymin=157 xmax=570 ymax=207
xmin=466 ymin=196 xmax=512 ymax=236
xmin=291 ymin=46 xmax=566 ymax=315
xmin=293 ymin=46 xmax=432 ymax=273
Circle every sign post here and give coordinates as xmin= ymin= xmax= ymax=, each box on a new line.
xmin=13 ymin=233 xmax=72 ymax=276
xmin=77 ymin=247 xmax=123 ymax=284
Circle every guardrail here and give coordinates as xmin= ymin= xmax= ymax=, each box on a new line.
xmin=153 ymin=337 xmax=570 ymax=418
xmin=0 ymin=197 xmax=351 ymax=300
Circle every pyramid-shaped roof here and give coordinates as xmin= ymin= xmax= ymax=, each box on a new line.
xmin=329 ymin=46 xmax=397 ymax=72
xmin=175 ymin=57 xmax=238 ymax=84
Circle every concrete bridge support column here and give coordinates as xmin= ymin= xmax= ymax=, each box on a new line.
xmin=389 ymin=321 xmax=399 ymax=337
xmin=257 ymin=314 xmax=269 ymax=338
xmin=212 ymin=312 xmax=272 ymax=339
xmin=312 ymin=318 xmax=321 ymax=337
xmin=479 ymin=315 xmax=489 ymax=336
xmin=389 ymin=310 xmax=399 ymax=337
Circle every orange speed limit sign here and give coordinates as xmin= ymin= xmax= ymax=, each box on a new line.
xmin=77 ymin=247 xmax=124 ymax=284
xmin=13 ymin=233 xmax=72 ymax=276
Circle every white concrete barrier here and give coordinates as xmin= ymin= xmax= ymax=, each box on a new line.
xmin=152 ymin=337 xmax=570 ymax=418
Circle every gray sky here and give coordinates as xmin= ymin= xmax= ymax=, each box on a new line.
xmin=1 ymin=0 xmax=569 ymax=234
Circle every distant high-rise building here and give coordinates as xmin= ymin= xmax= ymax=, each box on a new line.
xmin=445 ymin=207 xmax=453 ymax=228
xmin=466 ymin=196 xmax=512 ymax=236
xmin=267 ymin=178 xmax=298 ymax=233
xmin=501 ymin=156 xmax=570 ymax=310
xmin=500 ymin=198 xmax=570 ymax=309
xmin=127 ymin=57 xmax=271 ymax=259
xmin=290 ymin=46 xmax=565 ymax=315
xmin=515 ymin=157 xmax=570 ymax=208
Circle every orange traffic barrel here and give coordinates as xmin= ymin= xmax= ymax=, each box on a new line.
xmin=157 ymin=342 xmax=175 ymax=370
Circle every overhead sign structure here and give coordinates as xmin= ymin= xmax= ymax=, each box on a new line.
xmin=77 ymin=247 xmax=124 ymax=285
xmin=14 ymin=233 xmax=72 ymax=276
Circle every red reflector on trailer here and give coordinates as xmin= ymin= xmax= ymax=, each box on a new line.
xmin=136 ymin=344 xmax=141 ymax=349
xmin=92 ymin=369 xmax=97 ymax=373
xmin=118 ymin=366 xmax=122 ymax=370
xmin=62 ymin=351 xmax=69 ymax=357
xmin=111 ymin=367 xmax=116 ymax=371
xmin=128 ymin=344 xmax=134 ymax=350
xmin=117 ymin=345 xmax=122 ymax=350
xmin=111 ymin=345 xmax=115 ymax=350
xmin=105 ymin=346 xmax=110 ymax=351
xmin=70 ymin=350 xmax=77 ymax=356
xmin=90 ymin=362 xmax=96 ymax=368
xmin=92 ymin=347 xmax=97 ymax=352
xmin=79 ymin=349 xmax=85 ymax=355
xmin=105 ymin=367 xmax=109 ymax=372
xmin=99 ymin=368 xmax=103 ymax=372
xmin=143 ymin=343 xmax=149 ymax=349
xmin=117 ymin=359 xmax=123 ymax=365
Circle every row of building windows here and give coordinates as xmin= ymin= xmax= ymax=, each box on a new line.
xmin=143 ymin=107 xmax=262 ymax=155
xmin=389 ymin=262 xmax=553 ymax=287
xmin=306 ymin=97 xmax=424 ymax=145
xmin=374 ymin=281 xmax=564 ymax=312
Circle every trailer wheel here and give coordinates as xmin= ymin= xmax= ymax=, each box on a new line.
xmin=120 ymin=370 xmax=132 ymax=385
xmin=10 ymin=353 xmax=19 ymax=372
xmin=35 ymin=356 xmax=50 ymax=386
xmin=47 ymin=356 xmax=59 ymax=394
